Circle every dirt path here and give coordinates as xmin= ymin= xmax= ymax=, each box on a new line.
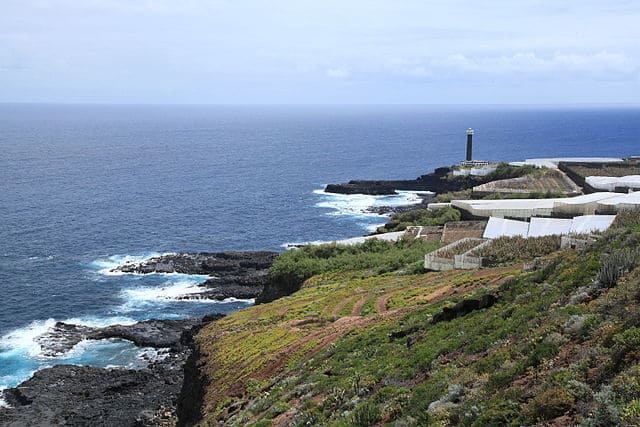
xmin=374 ymin=289 xmax=405 ymax=313
xmin=331 ymin=295 xmax=358 ymax=317
xmin=350 ymin=295 xmax=369 ymax=316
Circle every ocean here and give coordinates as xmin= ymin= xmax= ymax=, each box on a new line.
xmin=1 ymin=104 xmax=639 ymax=393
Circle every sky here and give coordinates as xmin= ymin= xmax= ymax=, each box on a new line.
xmin=1 ymin=0 xmax=639 ymax=104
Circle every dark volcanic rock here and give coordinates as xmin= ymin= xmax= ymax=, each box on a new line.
xmin=35 ymin=318 xmax=215 ymax=358
xmin=115 ymin=251 xmax=277 ymax=276
xmin=113 ymin=251 xmax=278 ymax=301
xmin=0 ymin=365 xmax=180 ymax=426
xmin=366 ymin=192 xmax=434 ymax=216
xmin=35 ymin=322 xmax=94 ymax=357
xmin=325 ymin=166 xmax=499 ymax=196
xmin=324 ymin=167 xmax=454 ymax=195
xmin=0 ymin=315 xmax=225 ymax=426
xmin=91 ymin=318 xmax=207 ymax=350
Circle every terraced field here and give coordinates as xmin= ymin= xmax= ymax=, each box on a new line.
xmin=194 ymin=266 xmax=518 ymax=423
xmin=472 ymin=169 xmax=580 ymax=196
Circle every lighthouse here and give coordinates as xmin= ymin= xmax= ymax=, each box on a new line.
xmin=466 ymin=128 xmax=474 ymax=161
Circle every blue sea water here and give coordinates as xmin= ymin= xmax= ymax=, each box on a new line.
xmin=1 ymin=104 xmax=639 ymax=393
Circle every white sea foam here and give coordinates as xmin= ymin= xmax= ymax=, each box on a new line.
xmin=90 ymin=252 xmax=176 ymax=275
xmin=0 ymin=318 xmax=57 ymax=359
xmin=280 ymin=240 xmax=331 ymax=249
xmin=0 ymin=314 xmax=142 ymax=363
xmin=121 ymin=277 xmax=255 ymax=305
xmin=62 ymin=316 xmax=137 ymax=328
xmin=121 ymin=278 xmax=208 ymax=303
xmin=0 ymin=387 xmax=10 ymax=408
xmin=313 ymin=189 xmax=429 ymax=219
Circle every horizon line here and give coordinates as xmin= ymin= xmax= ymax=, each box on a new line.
xmin=2 ymin=102 xmax=640 ymax=108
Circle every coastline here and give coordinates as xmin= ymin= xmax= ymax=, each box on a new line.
xmin=0 ymin=162 xmax=521 ymax=424
xmin=0 ymin=187 xmax=426 ymax=424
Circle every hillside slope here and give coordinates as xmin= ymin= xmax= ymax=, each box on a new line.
xmin=192 ymin=214 xmax=640 ymax=426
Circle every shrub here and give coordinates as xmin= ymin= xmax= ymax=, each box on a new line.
xmin=596 ymin=248 xmax=640 ymax=288
xmin=377 ymin=207 xmax=461 ymax=233
xmin=611 ymin=327 xmax=640 ymax=367
xmin=350 ymin=401 xmax=381 ymax=427
xmin=470 ymin=235 xmax=561 ymax=264
xmin=434 ymin=189 xmax=472 ymax=203
xmin=610 ymin=209 xmax=640 ymax=230
xmin=583 ymin=386 xmax=621 ymax=427
xmin=484 ymin=163 xmax=540 ymax=181
xmin=621 ymin=400 xmax=640 ymax=426
xmin=472 ymin=399 xmax=520 ymax=426
xmin=524 ymin=388 xmax=574 ymax=421
xmin=270 ymin=238 xmax=441 ymax=290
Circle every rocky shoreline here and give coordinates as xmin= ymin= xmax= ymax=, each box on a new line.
xmin=0 ymin=210 xmax=424 ymax=425
xmin=0 ymin=315 xmax=222 ymax=426
xmin=324 ymin=165 xmax=503 ymax=196
xmin=324 ymin=167 xmax=456 ymax=195
xmin=0 ymin=251 xmax=289 ymax=426
xmin=114 ymin=251 xmax=278 ymax=301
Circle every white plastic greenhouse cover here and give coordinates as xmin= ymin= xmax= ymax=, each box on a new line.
xmin=598 ymin=192 xmax=640 ymax=206
xmin=569 ymin=215 xmax=616 ymax=234
xmin=527 ymin=218 xmax=572 ymax=237
xmin=586 ymin=176 xmax=640 ymax=191
xmin=522 ymin=158 xmax=623 ymax=168
xmin=553 ymin=192 xmax=618 ymax=205
xmin=483 ymin=217 xmax=529 ymax=239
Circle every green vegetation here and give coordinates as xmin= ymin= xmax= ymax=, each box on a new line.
xmin=470 ymin=235 xmax=562 ymax=264
xmin=435 ymin=239 xmax=484 ymax=259
xmin=269 ymin=237 xmax=442 ymax=291
xmin=433 ymin=189 xmax=472 ymax=203
xmin=194 ymin=209 xmax=640 ymax=426
xmin=376 ymin=206 xmax=461 ymax=233
xmin=484 ymin=162 xmax=541 ymax=180
xmin=447 ymin=163 xmax=540 ymax=183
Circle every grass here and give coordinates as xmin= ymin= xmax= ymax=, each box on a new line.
xmin=375 ymin=206 xmax=461 ymax=233
xmin=269 ymin=236 xmax=442 ymax=293
xmin=193 ymin=214 xmax=640 ymax=426
xmin=195 ymin=266 xmax=517 ymax=425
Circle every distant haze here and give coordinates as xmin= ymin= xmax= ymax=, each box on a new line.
xmin=1 ymin=0 xmax=639 ymax=104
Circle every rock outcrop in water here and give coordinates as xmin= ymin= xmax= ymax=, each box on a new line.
xmin=0 ymin=252 xmax=307 ymax=425
xmin=113 ymin=251 xmax=279 ymax=301
xmin=324 ymin=166 xmax=515 ymax=196
xmin=35 ymin=318 xmax=207 ymax=357
xmin=324 ymin=167 xmax=457 ymax=195
xmin=0 ymin=315 xmax=224 ymax=427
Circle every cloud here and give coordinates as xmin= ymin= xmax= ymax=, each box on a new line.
xmin=390 ymin=52 xmax=639 ymax=82
xmin=325 ymin=68 xmax=350 ymax=79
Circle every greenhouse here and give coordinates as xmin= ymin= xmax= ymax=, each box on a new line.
xmin=481 ymin=214 xmax=616 ymax=239
xmin=527 ymin=218 xmax=573 ymax=237
xmin=452 ymin=198 xmax=558 ymax=219
xmin=597 ymin=192 xmax=640 ymax=213
xmin=586 ymin=175 xmax=640 ymax=191
xmin=482 ymin=217 xmax=529 ymax=239
xmin=552 ymin=192 xmax=619 ymax=216
xmin=569 ymin=215 xmax=616 ymax=234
